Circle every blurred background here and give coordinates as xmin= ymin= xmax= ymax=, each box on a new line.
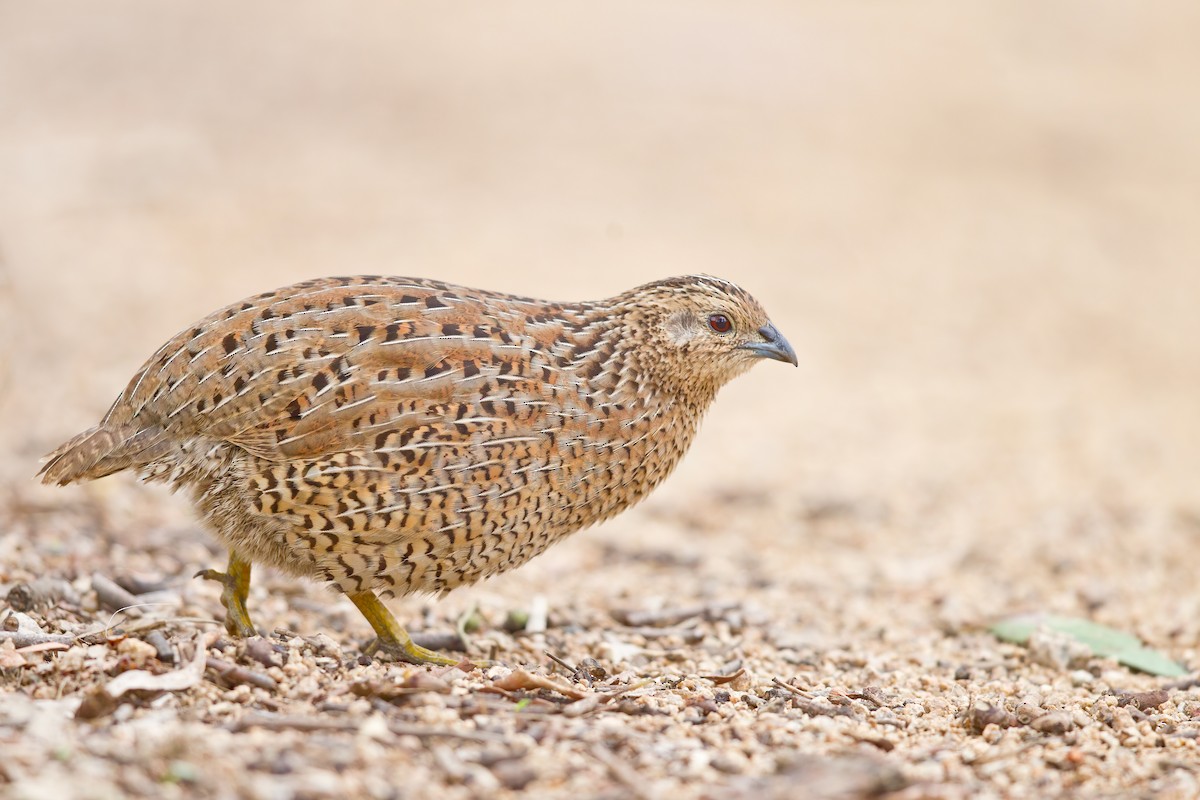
xmin=2 ymin=2 xmax=1199 ymax=642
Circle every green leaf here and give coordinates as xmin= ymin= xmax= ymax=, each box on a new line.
xmin=989 ymin=614 xmax=1188 ymax=677
xmin=1116 ymin=647 xmax=1189 ymax=678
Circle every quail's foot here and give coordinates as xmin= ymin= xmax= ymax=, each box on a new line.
xmin=350 ymin=591 xmax=460 ymax=666
xmin=195 ymin=552 xmax=257 ymax=638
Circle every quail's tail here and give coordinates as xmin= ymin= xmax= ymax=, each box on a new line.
xmin=38 ymin=423 xmax=141 ymax=486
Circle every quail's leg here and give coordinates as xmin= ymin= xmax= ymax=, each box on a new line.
xmin=195 ymin=551 xmax=257 ymax=638
xmin=349 ymin=590 xmax=458 ymax=665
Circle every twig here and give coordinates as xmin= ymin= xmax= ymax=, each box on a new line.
xmin=230 ymin=714 xmax=358 ymax=734
xmin=92 ymin=573 xmax=142 ymax=618
xmin=699 ymin=668 xmax=745 ymax=686
xmin=205 ymin=657 xmax=277 ymax=691
xmin=230 ymin=712 xmax=510 ymax=742
xmin=611 ymin=601 xmax=738 ymax=628
xmin=771 ymin=677 xmax=814 ymax=699
xmin=0 ymin=631 xmax=75 ymax=648
xmin=600 ymin=678 xmax=655 ymax=697
xmin=114 ymin=574 xmax=170 ymax=595
xmin=411 ymin=631 xmax=466 ymax=652
xmin=771 ymin=677 xmax=856 ymax=718
xmin=562 ymin=678 xmax=656 ymax=718
xmin=74 ymin=617 xmax=217 ymax=644
xmin=15 ymin=641 xmax=71 ymax=655
xmin=617 ymin=624 xmax=705 ymax=643
xmin=793 ymin=698 xmax=857 ymax=719
xmin=5 ymin=578 xmax=77 ymax=612
xmin=390 ymin=723 xmax=511 ymax=743
xmin=98 ymin=617 xmax=168 ymax=636
xmin=545 ymin=651 xmax=578 ymax=673
xmin=845 ymin=687 xmax=887 ymax=709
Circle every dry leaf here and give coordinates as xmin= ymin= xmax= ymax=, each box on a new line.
xmin=100 ymin=635 xmax=206 ymax=706
xmin=491 ymin=669 xmax=588 ymax=701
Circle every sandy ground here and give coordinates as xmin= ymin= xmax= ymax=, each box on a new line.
xmin=2 ymin=3 xmax=1200 ymax=798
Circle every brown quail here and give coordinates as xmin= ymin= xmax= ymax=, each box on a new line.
xmin=40 ymin=275 xmax=796 ymax=663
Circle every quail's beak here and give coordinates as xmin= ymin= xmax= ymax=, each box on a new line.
xmin=741 ymin=322 xmax=798 ymax=366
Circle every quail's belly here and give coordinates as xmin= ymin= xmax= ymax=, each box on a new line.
xmin=186 ymin=395 xmax=696 ymax=599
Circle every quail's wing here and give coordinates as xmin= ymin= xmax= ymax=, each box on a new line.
xmin=108 ymin=277 xmax=552 ymax=459
xmin=109 ymin=279 xmax=614 ymax=545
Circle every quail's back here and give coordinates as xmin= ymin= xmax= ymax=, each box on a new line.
xmin=41 ymin=275 xmax=795 ymax=662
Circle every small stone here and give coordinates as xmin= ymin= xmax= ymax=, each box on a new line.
xmin=1027 ymin=629 xmax=1092 ymax=671
xmin=1070 ymin=670 xmax=1094 ymax=687
xmin=711 ymin=751 xmax=749 ymax=774
xmin=358 ymin=713 xmax=391 ymax=741
xmin=116 ymin=637 xmax=158 ymax=665
xmin=490 ymin=761 xmax=537 ymax=790
xmin=1031 ymin=712 xmax=1075 ymax=734
xmin=573 ymin=657 xmax=608 ymax=684
xmin=166 ymin=760 xmax=199 ymax=784
xmin=304 ymin=632 xmax=343 ymax=657
xmin=144 ymin=631 xmax=175 ymax=664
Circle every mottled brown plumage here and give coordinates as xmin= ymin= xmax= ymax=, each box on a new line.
xmin=40 ymin=275 xmax=795 ymax=662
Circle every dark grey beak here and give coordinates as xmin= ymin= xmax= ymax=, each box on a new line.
xmin=741 ymin=323 xmax=797 ymax=366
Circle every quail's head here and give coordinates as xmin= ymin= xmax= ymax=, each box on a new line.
xmin=618 ymin=274 xmax=796 ymax=393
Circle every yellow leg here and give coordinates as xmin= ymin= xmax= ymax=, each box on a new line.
xmin=349 ymin=591 xmax=458 ymax=665
xmin=195 ymin=552 xmax=257 ymax=638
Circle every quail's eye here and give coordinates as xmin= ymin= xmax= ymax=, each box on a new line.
xmin=708 ymin=314 xmax=733 ymax=334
